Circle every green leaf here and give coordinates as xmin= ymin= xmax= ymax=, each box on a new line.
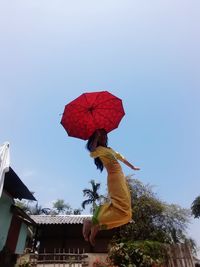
xmin=119 ymin=242 xmax=124 ymax=248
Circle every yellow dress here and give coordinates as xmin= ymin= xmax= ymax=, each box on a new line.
xmin=90 ymin=146 xmax=132 ymax=230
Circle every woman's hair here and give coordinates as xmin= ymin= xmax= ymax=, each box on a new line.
xmin=86 ymin=129 xmax=108 ymax=172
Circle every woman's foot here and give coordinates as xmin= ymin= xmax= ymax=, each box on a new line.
xmin=82 ymin=219 xmax=92 ymax=241
xmin=89 ymin=224 xmax=100 ymax=246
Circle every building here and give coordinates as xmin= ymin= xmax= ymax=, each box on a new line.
xmin=31 ymin=215 xmax=116 ymax=254
xmin=0 ymin=142 xmax=36 ymax=267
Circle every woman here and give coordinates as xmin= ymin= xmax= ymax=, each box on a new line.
xmin=83 ymin=129 xmax=140 ymax=246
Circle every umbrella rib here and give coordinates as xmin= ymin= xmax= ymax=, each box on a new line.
xmin=82 ymin=93 xmax=104 ymax=128
xmin=94 ymin=107 xmax=124 ymax=113
xmin=94 ymin=92 xmax=102 ymax=104
xmin=81 ymin=94 xmax=98 ymax=129
xmin=83 ymin=92 xmax=102 ymax=108
xmin=83 ymin=93 xmax=90 ymax=107
xmin=89 ymin=109 xmax=98 ymax=128
xmin=94 ymin=109 xmax=115 ymax=125
xmin=68 ymin=103 xmax=87 ymax=110
xmin=94 ymin=107 xmax=125 ymax=119
xmin=94 ymin=97 xmax=122 ymax=108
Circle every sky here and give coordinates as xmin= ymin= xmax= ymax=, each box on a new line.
xmin=0 ymin=0 xmax=200 ymax=254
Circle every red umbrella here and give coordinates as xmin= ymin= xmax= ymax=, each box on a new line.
xmin=61 ymin=91 xmax=125 ymax=140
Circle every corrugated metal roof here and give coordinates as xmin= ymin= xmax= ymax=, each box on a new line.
xmin=31 ymin=215 xmax=92 ymax=225
xmin=4 ymin=167 xmax=36 ymax=201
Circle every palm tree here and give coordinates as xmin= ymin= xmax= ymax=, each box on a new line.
xmin=82 ymin=179 xmax=102 ymax=213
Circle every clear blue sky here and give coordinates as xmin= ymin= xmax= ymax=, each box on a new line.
xmin=0 ymin=0 xmax=200 ymax=252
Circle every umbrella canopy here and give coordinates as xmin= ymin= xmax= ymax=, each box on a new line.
xmin=61 ymin=91 xmax=125 ymax=140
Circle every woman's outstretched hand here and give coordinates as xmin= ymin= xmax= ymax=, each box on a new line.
xmin=132 ymin=166 xmax=140 ymax=171
xmin=122 ymin=158 xmax=140 ymax=171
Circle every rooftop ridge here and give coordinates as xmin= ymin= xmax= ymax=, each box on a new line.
xmin=30 ymin=214 xmax=92 ymax=225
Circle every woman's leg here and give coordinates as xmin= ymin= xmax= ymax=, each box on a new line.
xmin=82 ymin=218 xmax=100 ymax=246
xmin=82 ymin=219 xmax=92 ymax=241
xmin=83 ymin=171 xmax=131 ymax=245
xmin=92 ymin=171 xmax=132 ymax=230
xmin=89 ymin=224 xmax=100 ymax=246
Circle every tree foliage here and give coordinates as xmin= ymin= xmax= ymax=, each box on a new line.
xmin=52 ymin=199 xmax=83 ymax=215
xmin=52 ymin=199 xmax=72 ymax=214
xmin=15 ymin=199 xmax=82 ymax=215
xmin=191 ymin=195 xmax=200 ymax=218
xmin=115 ymin=177 xmax=191 ymax=244
xmin=15 ymin=200 xmax=51 ymax=215
xmin=109 ymin=240 xmax=167 ymax=267
xmin=108 ymin=177 xmax=193 ymax=267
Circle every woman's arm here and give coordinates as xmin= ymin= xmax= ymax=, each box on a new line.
xmin=114 ymin=151 xmax=140 ymax=171
xmin=121 ymin=158 xmax=140 ymax=170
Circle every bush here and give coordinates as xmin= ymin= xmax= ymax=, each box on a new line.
xmin=17 ymin=261 xmax=32 ymax=267
xmin=108 ymin=240 xmax=167 ymax=267
xmin=93 ymin=257 xmax=116 ymax=267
